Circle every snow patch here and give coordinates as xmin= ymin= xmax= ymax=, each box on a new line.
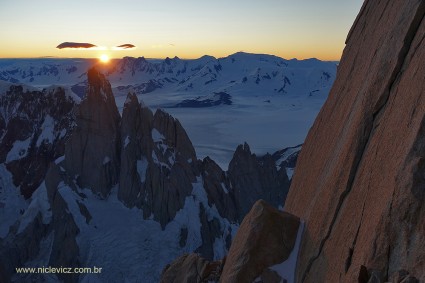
xmin=55 ymin=155 xmax=65 ymax=165
xmin=124 ymin=92 xmax=136 ymax=105
xmin=275 ymin=145 xmax=302 ymax=170
xmin=124 ymin=135 xmax=130 ymax=148
xmin=213 ymin=236 xmax=227 ymax=260
xmin=103 ymin=156 xmax=111 ymax=165
xmin=168 ymin=152 xmax=176 ymax=166
xmin=152 ymin=150 xmax=159 ymax=164
xmin=58 ymin=128 xmax=67 ymax=139
xmin=36 ymin=115 xmax=55 ymax=147
xmin=100 ymin=89 xmax=108 ymax=100
xmin=286 ymin=168 xmax=295 ymax=180
xmin=18 ymin=183 xmax=52 ymax=234
xmin=152 ymin=150 xmax=171 ymax=169
xmin=220 ymin=182 xmax=229 ymax=194
xmin=157 ymin=142 xmax=169 ymax=155
xmin=269 ymin=221 xmax=305 ymax=283
xmin=6 ymin=136 xmax=32 ymax=163
xmin=136 ymin=157 xmax=148 ymax=183
xmin=152 ymin=128 xmax=165 ymax=143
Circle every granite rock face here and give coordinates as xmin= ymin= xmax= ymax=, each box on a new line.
xmin=65 ymin=68 xmax=121 ymax=198
xmin=118 ymin=92 xmax=153 ymax=207
xmin=201 ymin=156 xmax=238 ymax=223
xmin=285 ymin=0 xmax=425 ymax=281
xmin=152 ymin=108 xmax=197 ymax=164
xmin=142 ymin=109 xmax=199 ymax=227
xmin=228 ymin=143 xmax=290 ymax=222
xmin=118 ymin=94 xmax=199 ymax=227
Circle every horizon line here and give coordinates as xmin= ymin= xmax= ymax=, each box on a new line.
xmin=0 ymin=52 xmax=340 ymax=62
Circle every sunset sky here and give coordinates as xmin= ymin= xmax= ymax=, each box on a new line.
xmin=0 ymin=0 xmax=363 ymax=60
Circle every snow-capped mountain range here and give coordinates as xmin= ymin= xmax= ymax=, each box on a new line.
xmin=0 ymin=53 xmax=335 ymax=95
xmin=0 ymin=53 xmax=336 ymax=168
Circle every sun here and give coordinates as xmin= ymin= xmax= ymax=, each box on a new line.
xmin=99 ymin=54 xmax=110 ymax=63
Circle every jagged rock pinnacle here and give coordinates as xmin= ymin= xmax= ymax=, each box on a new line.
xmin=64 ymin=68 xmax=121 ymax=197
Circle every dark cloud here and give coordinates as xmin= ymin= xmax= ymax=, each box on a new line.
xmin=116 ymin=44 xmax=136 ymax=49
xmin=56 ymin=42 xmax=97 ymax=49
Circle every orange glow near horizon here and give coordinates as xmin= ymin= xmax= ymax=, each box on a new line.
xmin=0 ymin=46 xmax=345 ymax=61
xmin=99 ymin=54 xmax=110 ymax=63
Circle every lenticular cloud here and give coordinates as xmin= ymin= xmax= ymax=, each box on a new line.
xmin=116 ymin=44 xmax=136 ymax=49
xmin=56 ymin=42 xmax=97 ymax=49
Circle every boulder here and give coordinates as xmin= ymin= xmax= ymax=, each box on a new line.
xmin=220 ymin=200 xmax=300 ymax=283
xmin=160 ymin=253 xmax=224 ymax=283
